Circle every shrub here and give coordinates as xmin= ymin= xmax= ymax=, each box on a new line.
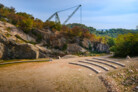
xmin=113 ymin=33 xmax=138 ymax=57
xmin=62 ymin=44 xmax=67 ymax=51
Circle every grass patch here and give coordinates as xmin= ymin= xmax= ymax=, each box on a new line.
xmin=0 ymin=58 xmax=50 ymax=67
xmin=0 ymin=60 xmax=49 ymax=68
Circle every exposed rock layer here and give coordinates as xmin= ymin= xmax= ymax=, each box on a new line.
xmin=0 ymin=21 xmax=110 ymax=59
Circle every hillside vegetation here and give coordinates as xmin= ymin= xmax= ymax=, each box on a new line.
xmin=67 ymin=23 xmax=138 ymax=37
xmin=110 ymin=33 xmax=138 ymax=57
xmin=0 ymin=3 xmax=138 ymax=58
xmin=0 ymin=3 xmax=107 ymax=43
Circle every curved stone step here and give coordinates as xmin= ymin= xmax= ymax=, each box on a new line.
xmin=85 ymin=59 xmax=117 ymax=69
xmin=69 ymin=62 xmax=101 ymax=74
xmin=78 ymin=61 xmax=109 ymax=71
xmin=93 ymin=58 xmax=125 ymax=67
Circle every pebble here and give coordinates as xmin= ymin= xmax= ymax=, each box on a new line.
xmin=124 ymin=88 xmax=128 ymax=91
xmin=135 ymin=86 xmax=138 ymax=89
xmin=89 ymin=74 xmax=92 ymax=76
xmin=78 ymin=69 xmax=81 ymax=71
xmin=112 ymin=75 xmax=116 ymax=78
xmin=49 ymin=58 xmax=53 ymax=61
xmin=128 ymin=70 xmax=134 ymax=73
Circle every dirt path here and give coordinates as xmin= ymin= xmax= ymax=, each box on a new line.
xmin=0 ymin=56 xmax=136 ymax=92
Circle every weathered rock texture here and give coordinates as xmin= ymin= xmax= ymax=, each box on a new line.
xmin=67 ymin=44 xmax=87 ymax=53
xmin=0 ymin=21 xmax=110 ymax=59
xmin=0 ymin=33 xmax=52 ymax=59
xmin=82 ymin=38 xmax=109 ymax=53
xmin=0 ymin=21 xmax=36 ymax=42
xmin=91 ymin=42 xmax=109 ymax=53
xmin=0 ymin=21 xmax=53 ymax=59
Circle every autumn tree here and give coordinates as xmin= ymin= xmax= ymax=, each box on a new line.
xmin=71 ymin=26 xmax=83 ymax=37
xmin=43 ymin=21 xmax=61 ymax=31
xmin=33 ymin=18 xmax=43 ymax=29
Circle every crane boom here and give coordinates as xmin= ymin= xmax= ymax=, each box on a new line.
xmin=47 ymin=12 xmax=60 ymax=23
xmin=55 ymin=12 xmax=60 ymax=23
xmin=46 ymin=5 xmax=82 ymax=24
xmin=47 ymin=12 xmax=56 ymax=21
xmin=63 ymin=5 xmax=81 ymax=24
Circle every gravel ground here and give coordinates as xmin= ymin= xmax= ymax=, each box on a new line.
xmin=0 ymin=57 xmax=107 ymax=92
xmin=0 ymin=56 xmax=137 ymax=92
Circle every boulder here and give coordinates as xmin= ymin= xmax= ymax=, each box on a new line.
xmin=2 ymin=42 xmax=39 ymax=59
xmin=81 ymin=38 xmax=109 ymax=53
xmin=50 ymin=37 xmax=66 ymax=49
xmin=67 ymin=44 xmax=87 ymax=53
xmin=0 ymin=33 xmax=51 ymax=59
xmin=51 ymin=49 xmax=65 ymax=57
xmin=0 ymin=21 xmax=36 ymax=42
xmin=92 ymin=42 xmax=109 ymax=53
xmin=82 ymin=38 xmax=91 ymax=49
xmin=36 ymin=45 xmax=52 ymax=58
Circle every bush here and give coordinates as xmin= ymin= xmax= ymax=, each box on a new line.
xmin=62 ymin=44 xmax=67 ymax=51
xmin=43 ymin=21 xmax=61 ymax=31
xmin=113 ymin=33 xmax=138 ymax=57
xmin=107 ymin=37 xmax=115 ymax=47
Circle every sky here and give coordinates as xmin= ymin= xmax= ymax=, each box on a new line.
xmin=0 ymin=0 xmax=138 ymax=29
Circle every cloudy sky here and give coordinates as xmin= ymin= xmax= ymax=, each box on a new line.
xmin=0 ymin=0 xmax=138 ymax=29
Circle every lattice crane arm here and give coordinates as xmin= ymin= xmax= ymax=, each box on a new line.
xmin=46 ymin=5 xmax=82 ymax=24
xmin=63 ymin=5 xmax=81 ymax=24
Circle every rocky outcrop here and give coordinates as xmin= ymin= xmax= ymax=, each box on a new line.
xmin=0 ymin=21 xmax=110 ymax=60
xmin=51 ymin=49 xmax=65 ymax=57
xmin=82 ymin=38 xmax=109 ymax=53
xmin=91 ymin=42 xmax=109 ymax=53
xmin=3 ymin=43 xmax=39 ymax=59
xmin=0 ymin=21 xmax=36 ymax=42
xmin=50 ymin=37 xmax=66 ymax=49
xmin=0 ymin=33 xmax=52 ymax=59
xmin=67 ymin=44 xmax=87 ymax=53
xmin=82 ymin=38 xmax=91 ymax=49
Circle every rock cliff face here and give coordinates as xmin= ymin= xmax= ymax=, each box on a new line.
xmin=0 ymin=21 xmax=36 ymax=42
xmin=0 ymin=34 xmax=52 ymax=59
xmin=0 ymin=21 xmax=53 ymax=59
xmin=0 ymin=21 xmax=110 ymax=59
xmin=82 ymin=38 xmax=109 ymax=53
xmin=67 ymin=44 xmax=87 ymax=53
xmin=91 ymin=42 xmax=109 ymax=53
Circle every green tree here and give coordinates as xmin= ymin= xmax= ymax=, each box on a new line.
xmin=113 ymin=33 xmax=138 ymax=57
xmin=107 ymin=37 xmax=115 ymax=47
xmin=19 ymin=18 xmax=33 ymax=32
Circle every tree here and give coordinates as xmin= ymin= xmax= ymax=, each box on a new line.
xmin=113 ymin=33 xmax=138 ymax=57
xmin=19 ymin=18 xmax=33 ymax=32
xmin=0 ymin=4 xmax=4 ymax=9
xmin=43 ymin=21 xmax=61 ymax=31
xmin=33 ymin=18 xmax=43 ymax=29
xmin=71 ymin=26 xmax=83 ymax=37
xmin=107 ymin=37 xmax=115 ymax=47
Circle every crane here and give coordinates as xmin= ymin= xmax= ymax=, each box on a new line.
xmin=46 ymin=5 xmax=82 ymax=25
